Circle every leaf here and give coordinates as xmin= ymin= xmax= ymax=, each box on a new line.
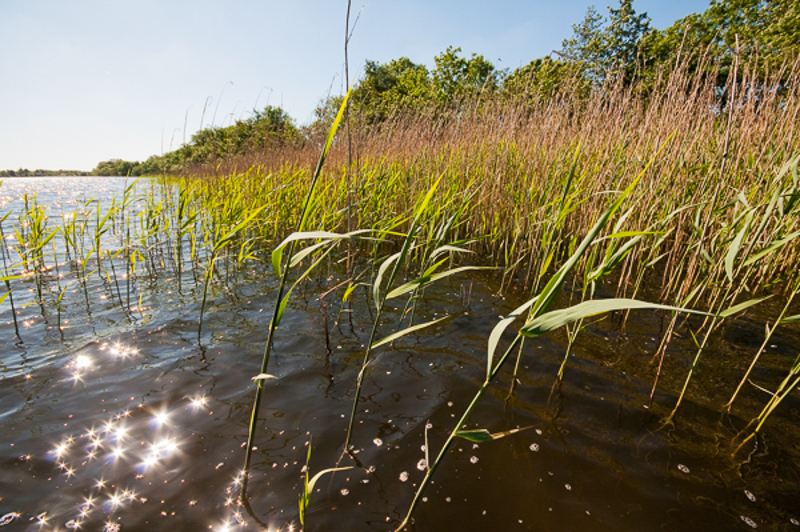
xmin=780 ymin=314 xmax=800 ymax=324
xmin=429 ymin=244 xmax=474 ymax=262
xmin=743 ymin=230 xmax=800 ymax=267
xmin=456 ymin=425 xmax=532 ymax=443
xmin=521 ymin=298 xmax=713 ymax=338
xmin=299 ymin=466 xmax=352 ymax=526
xmin=373 ymin=251 xmax=402 ymax=310
xmin=342 ymin=282 xmax=358 ymax=303
xmin=487 ymin=297 xmax=537 ymax=378
xmin=289 ymin=239 xmax=334 ymax=268
xmin=370 ymin=315 xmax=450 ymax=349
xmin=251 ymin=373 xmax=277 ymax=381
xmin=0 ymin=291 xmax=9 ymax=306
xmin=385 ymin=266 xmax=488 ymax=300
xmin=719 ymin=296 xmax=771 ymax=318
xmin=725 ymin=210 xmax=753 ymax=283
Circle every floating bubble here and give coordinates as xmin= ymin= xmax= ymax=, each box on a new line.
xmin=399 ymin=471 xmax=409 ymax=482
xmin=677 ymin=464 xmax=690 ymax=473
xmin=0 ymin=513 xmax=20 ymax=527
xmin=373 ymin=438 xmax=383 ymax=447
xmin=740 ymin=516 xmax=757 ymax=528
xmin=417 ymin=459 xmax=427 ymax=471
xmin=790 ymin=517 xmax=799 ymax=526
xmin=65 ymin=520 xmax=81 ymax=529
xmin=340 ymin=489 xmax=349 ymax=496
xmin=745 ymin=490 xmax=757 ymax=502
xmin=565 ymin=484 xmax=572 ymax=491
xmin=529 ymin=443 xmax=540 ymax=452
xmin=470 ymin=456 xmax=479 ymax=464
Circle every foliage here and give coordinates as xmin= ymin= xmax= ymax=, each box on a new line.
xmin=641 ymin=0 xmax=800 ymax=84
xmin=1 ymin=168 xmax=90 ymax=177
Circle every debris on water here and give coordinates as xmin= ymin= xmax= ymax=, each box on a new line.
xmin=0 ymin=513 xmax=20 ymax=527
xmin=677 ymin=464 xmax=690 ymax=473
xmin=745 ymin=490 xmax=757 ymax=502
xmin=741 ymin=515 xmax=757 ymax=528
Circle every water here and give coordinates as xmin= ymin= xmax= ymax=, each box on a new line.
xmin=1 ymin=177 xmax=799 ymax=531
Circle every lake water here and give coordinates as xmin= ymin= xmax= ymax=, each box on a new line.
xmin=1 ymin=177 xmax=799 ymax=531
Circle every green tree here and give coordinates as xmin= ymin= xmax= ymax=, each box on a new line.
xmin=560 ymin=1 xmax=650 ymax=84
xmin=642 ymin=0 xmax=800 ymax=85
xmin=604 ymin=0 xmax=651 ymax=81
xmin=432 ymin=46 xmax=500 ymax=103
xmin=504 ymin=57 xmax=588 ymax=103
xmin=352 ymin=57 xmax=432 ymax=124
xmin=560 ymin=5 xmax=606 ymax=81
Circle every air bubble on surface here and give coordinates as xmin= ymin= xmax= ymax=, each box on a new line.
xmin=0 ymin=513 xmax=20 ymax=527
xmin=741 ymin=516 xmax=757 ymax=528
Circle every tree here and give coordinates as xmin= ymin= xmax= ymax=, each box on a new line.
xmin=641 ymin=0 xmax=800 ymax=86
xmin=432 ymin=46 xmax=500 ymax=103
xmin=504 ymin=57 xmax=588 ymax=103
xmin=604 ymin=0 xmax=651 ymax=81
xmin=560 ymin=5 xmax=606 ymax=81
xmin=560 ymin=1 xmax=650 ymax=84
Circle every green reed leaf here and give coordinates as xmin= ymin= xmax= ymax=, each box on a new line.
xmin=725 ymin=210 xmax=753 ymax=283
xmin=718 ymin=296 xmax=772 ymax=318
xmin=487 ymin=297 xmax=537 ymax=378
xmin=521 ymin=298 xmax=712 ymax=338
xmin=780 ymin=314 xmax=800 ymax=324
xmin=371 ymin=315 xmax=450 ymax=349
xmin=385 ymin=266 xmax=488 ymax=300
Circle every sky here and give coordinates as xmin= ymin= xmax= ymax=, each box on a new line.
xmin=1 ymin=0 xmax=711 ymax=172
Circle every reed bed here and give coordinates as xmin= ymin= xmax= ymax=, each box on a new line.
xmin=2 ymin=55 xmax=799 ymax=530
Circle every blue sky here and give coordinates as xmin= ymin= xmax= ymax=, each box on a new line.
xmin=1 ymin=0 xmax=710 ymax=171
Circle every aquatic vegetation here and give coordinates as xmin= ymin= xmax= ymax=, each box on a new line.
xmin=1 ymin=54 xmax=800 ymax=530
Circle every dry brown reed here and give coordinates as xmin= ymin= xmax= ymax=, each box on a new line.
xmin=187 ymin=53 xmax=800 ymax=307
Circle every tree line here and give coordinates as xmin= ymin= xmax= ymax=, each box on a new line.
xmin=90 ymin=0 xmax=798 ymax=176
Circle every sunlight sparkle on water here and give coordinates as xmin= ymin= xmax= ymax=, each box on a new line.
xmin=152 ymin=409 xmax=170 ymax=427
xmin=189 ymin=395 xmax=208 ymax=408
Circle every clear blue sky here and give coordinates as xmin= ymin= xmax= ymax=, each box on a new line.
xmin=1 ymin=0 xmax=710 ymax=171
